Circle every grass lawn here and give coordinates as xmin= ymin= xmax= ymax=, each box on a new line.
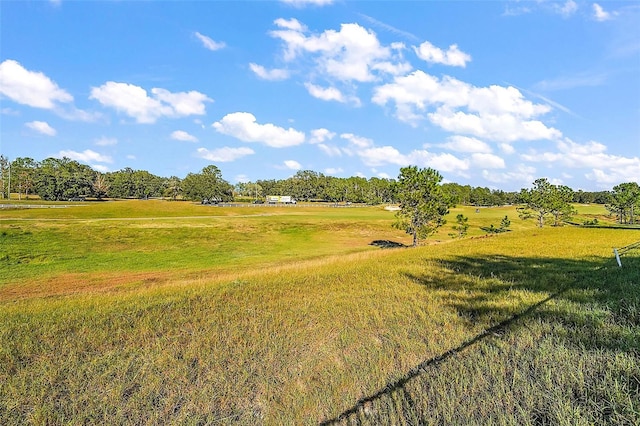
xmin=1 ymin=200 xmax=638 ymax=424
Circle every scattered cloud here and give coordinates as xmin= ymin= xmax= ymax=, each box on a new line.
xmin=249 ymin=63 xmax=290 ymax=81
xmin=553 ymin=0 xmax=578 ymax=18
xmin=196 ymin=146 xmax=255 ymax=162
xmin=171 ymin=130 xmax=198 ymax=142
xmin=270 ymin=19 xmax=410 ymax=82
xmin=212 ymin=112 xmax=305 ymax=147
xmin=0 ymin=59 xmax=72 ymax=109
xmin=194 ymin=32 xmax=226 ymax=51
xmin=95 ymin=136 xmax=117 ymax=146
xmin=439 ymin=135 xmax=492 ymax=153
xmin=284 ymin=159 xmax=302 ymax=170
xmin=308 ymin=128 xmax=336 ymax=144
xmin=90 ymin=82 xmax=212 ymax=123
xmin=521 ymin=138 xmax=640 ymax=186
xmin=593 ymin=3 xmax=615 ymax=21
xmin=413 ymin=41 xmax=471 ymax=67
xmin=304 ymin=82 xmax=360 ymax=105
xmin=373 ymin=70 xmax=561 ymax=142
xmin=482 ymin=164 xmax=537 ymax=185
xmin=58 ymin=149 xmax=112 ymax=164
xmin=470 ymin=153 xmax=506 ymax=169
xmin=317 ymin=143 xmax=343 ymax=157
xmin=324 ymin=167 xmax=343 ymax=175
xmin=340 ymin=133 xmax=374 ymax=148
xmin=25 ymin=120 xmax=56 ymax=136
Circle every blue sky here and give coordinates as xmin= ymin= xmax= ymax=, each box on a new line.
xmin=1 ymin=0 xmax=638 ymax=191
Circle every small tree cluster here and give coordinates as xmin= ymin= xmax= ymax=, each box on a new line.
xmin=606 ymin=182 xmax=640 ymax=224
xmin=517 ymin=178 xmax=576 ymax=227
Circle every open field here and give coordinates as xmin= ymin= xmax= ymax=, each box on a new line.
xmin=1 ymin=201 xmax=638 ymax=424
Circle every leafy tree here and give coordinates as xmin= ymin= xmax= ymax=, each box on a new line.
xmin=182 ymin=165 xmax=233 ymax=202
xmin=393 ymin=166 xmax=451 ymax=247
xmin=449 ymin=214 xmax=469 ymax=239
xmin=518 ymin=179 xmax=576 ymax=228
xmin=164 ymin=176 xmax=183 ymax=200
xmin=548 ymin=185 xmax=576 ymax=226
xmin=10 ymin=157 xmax=38 ymax=200
xmin=606 ymin=182 xmax=640 ymax=224
xmin=35 ymin=157 xmax=95 ymax=200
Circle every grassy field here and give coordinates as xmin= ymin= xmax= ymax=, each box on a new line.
xmin=1 ymin=201 xmax=638 ymax=424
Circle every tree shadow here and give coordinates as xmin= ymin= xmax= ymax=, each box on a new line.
xmin=320 ymin=253 xmax=640 ymax=425
xmin=369 ymin=240 xmax=407 ymax=249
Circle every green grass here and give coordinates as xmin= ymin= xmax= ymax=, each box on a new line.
xmin=1 ymin=200 xmax=638 ymax=424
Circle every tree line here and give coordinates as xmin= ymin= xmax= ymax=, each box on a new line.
xmin=0 ymin=156 xmax=638 ymax=228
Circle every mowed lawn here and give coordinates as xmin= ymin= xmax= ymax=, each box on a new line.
xmin=1 ymin=200 xmax=638 ymax=425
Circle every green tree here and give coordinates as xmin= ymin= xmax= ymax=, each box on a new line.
xmin=606 ymin=182 xmax=640 ymax=224
xmin=500 ymin=215 xmax=511 ymax=230
xmin=518 ymin=179 xmax=576 ymax=228
xmin=182 ymin=165 xmax=233 ymax=202
xmin=164 ymin=176 xmax=183 ymax=201
xmin=449 ymin=214 xmax=469 ymax=239
xmin=393 ymin=166 xmax=451 ymax=247
xmin=548 ymin=185 xmax=576 ymax=226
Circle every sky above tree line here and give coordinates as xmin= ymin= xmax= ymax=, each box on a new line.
xmin=1 ymin=0 xmax=638 ymax=191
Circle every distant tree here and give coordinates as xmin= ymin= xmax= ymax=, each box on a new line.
xmin=182 ymin=165 xmax=233 ymax=202
xmin=518 ymin=179 xmax=576 ymax=227
xmin=164 ymin=176 xmax=183 ymax=201
xmin=548 ymin=185 xmax=576 ymax=226
xmin=393 ymin=166 xmax=451 ymax=247
xmin=0 ymin=155 xmax=9 ymax=199
xmin=92 ymin=173 xmax=110 ymax=199
xmin=500 ymin=215 xmax=511 ymax=230
xmin=11 ymin=157 xmax=38 ymax=200
xmin=606 ymin=182 xmax=640 ymax=224
xmin=449 ymin=214 xmax=469 ymax=239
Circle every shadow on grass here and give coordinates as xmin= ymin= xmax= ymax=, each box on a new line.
xmin=369 ymin=240 xmax=407 ymax=249
xmin=321 ymin=253 xmax=640 ymax=425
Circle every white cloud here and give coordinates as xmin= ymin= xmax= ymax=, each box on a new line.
xmin=284 ymin=160 xmax=302 ymax=170
xmin=373 ymin=70 xmax=561 ymax=142
xmin=90 ymin=82 xmax=211 ymax=123
xmin=25 ymin=120 xmax=56 ymax=136
xmin=440 ymin=135 xmax=492 ymax=153
xmin=171 ymin=130 xmax=198 ymax=142
xmin=471 ymin=153 xmax=506 ymax=169
xmin=593 ymin=3 xmax=614 ymax=21
xmin=249 ymin=63 xmax=290 ymax=81
xmin=235 ymin=174 xmax=250 ymax=183
xmin=280 ymin=0 xmax=334 ymax=7
xmin=500 ymin=143 xmax=516 ymax=155
xmin=324 ymin=167 xmax=343 ymax=175
xmin=126 ymin=155 xmax=136 ymax=160
xmin=413 ymin=41 xmax=471 ymax=67
xmin=305 ymin=83 xmax=346 ymax=102
xmin=521 ymin=138 xmax=640 ymax=186
xmin=196 ymin=147 xmax=254 ymax=162
xmin=482 ymin=164 xmax=537 ymax=185
xmin=554 ymin=0 xmax=578 ymax=18
xmin=95 ymin=136 xmax=117 ymax=146
xmin=317 ymin=143 xmax=343 ymax=157
xmin=0 ymin=60 xmax=73 ymax=109
xmin=194 ymin=32 xmax=226 ymax=51
xmin=212 ymin=112 xmax=305 ymax=147
xmin=340 ymin=133 xmax=374 ymax=148
xmin=309 ymin=128 xmax=336 ymax=144
xmin=270 ymin=20 xmax=409 ymax=82
xmin=357 ymin=145 xmax=470 ymax=173
xmin=58 ymin=149 xmax=112 ymax=164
